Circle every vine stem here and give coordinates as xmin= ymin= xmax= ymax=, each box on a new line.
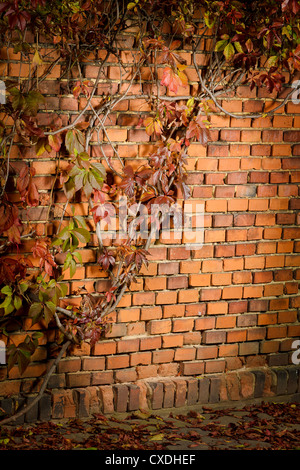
xmin=0 ymin=340 xmax=71 ymax=426
xmin=0 ymin=125 xmax=16 ymax=199
xmin=192 ymin=43 xmax=297 ymax=119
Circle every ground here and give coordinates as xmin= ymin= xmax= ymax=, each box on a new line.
xmin=0 ymin=398 xmax=299 ymax=451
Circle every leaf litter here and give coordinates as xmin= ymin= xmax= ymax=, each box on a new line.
xmin=0 ymin=401 xmax=299 ymax=450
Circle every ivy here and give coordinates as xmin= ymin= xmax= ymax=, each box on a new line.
xmin=0 ymin=0 xmax=299 ymax=423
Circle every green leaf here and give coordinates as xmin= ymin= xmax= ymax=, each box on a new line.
xmin=215 ymin=39 xmax=228 ymax=52
xmin=25 ymin=90 xmax=45 ymax=116
xmin=1 ymin=286 xmax=12 ymax=296
xmin=65 ymin=129 xmax=85 ymax=155
xmin=90 ymin=161 xmax=107 ymax=180
xmin=19 ymin=282 xmax=29 ymax=294
xmin=45 ymin=300 xmax=56 ymax=315
xmin=88 ymin=169 xmax=104 ymax=189
xmin=4 ymin=303 xmax=14 ymax=316
xmin=13 ymin=295 xmax=22 ymax=311
xmin=10 ymin=87 xmax=26 ymax=112
xmin=44 ymin=301 xmax=56 ymax=326
xmin=63 ymin=178 xmax=76 ymax=200
xmin=224 ymin=42 xmax=235 ymax=61
xmin=7 ymin=348 xmax=17 ymax=372
xmin=56 ymin=226 xmax=71 ymax=241
xmin=0 ymin=438 xmax=10 ymax=445
xmin=62 ymin=237 xmax=71 ymax=252
xmin=72 ymin=227 xmax=91 ymax=244
xmin=0 ymin=296 xmax=12 ymax=309
xmin=204 ymin=11 xmax=216 ymax=29
xmin=32 ymin=331 xmax=44 ymax=341
xmin=69 ymin=258 xmax=76 ymax=278
xmin=83 ymin=177 xmax=94 ymax=198
xmin=57 ymin=282 xmax=68 ymax=298
xmin=17 ymin=349 xmax=31 ymax=375
xmin=234 ymin=41 xmax=243 ymax=53
xmin=28 ymin=302 xmax=43 ymax=323
xmin=265 ymin=55 xmax=278 ymax=68
xmin=73 ymin=215 xmax=87 ymax=228
xmin=72 ymin=251 xmax=82 ymax=263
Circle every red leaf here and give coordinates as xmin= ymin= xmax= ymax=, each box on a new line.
xmin=48 ymin=133 xmax=62 ymax=152
xmin=6 ymin=221 xmax=21 ymax=244
xmin=0 ymin=201 xmax=20 ymax=234
xmin=161 ymin=67 xmax=181 ymax=94
xmin=26 ymin=179 xmax=39 ymax=207
xmin=16 ymin=165 xmax=39 ymax=207
xmin=98 ymin=249 xmax=116 ymax=270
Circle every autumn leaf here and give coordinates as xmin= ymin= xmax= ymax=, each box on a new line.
xmin=32 ymin=238 xmax=57 ymax=277
xmin=48 ymin=133 xmax=62 ymax=152
xmin=6 ymin=221 xmax=22 ymax=244
xmin=73 ymin=80 xmax=93 ymax=99
xmin=65 ymin=128 xmax=85 ymax=155
xmin=98 ymin=249 xmax=116 ymax=270
xmin=159 ymin=40 xmax=186 ymax=66
xmin=186 ymin=115 xmax=210 ymax=145
xmin=224 ymin=42 xmax=235 ymax=61
xmin=16 ymin=165 xmax=39 ymax=207
xmin=161 ymin=67 xmax=182 ymax=94
xmin=91 ymin=202 xmax=115 ymax=225
xmin=32 ymin=49 xmax=43 ymax=67
xmin=144 ymin=116 xmax=163 ymax=136
xmin=177 ymin=64 xmax=188 ymax=87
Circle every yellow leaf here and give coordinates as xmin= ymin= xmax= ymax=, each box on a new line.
xmin=32 ymin=49 xmax=43 ymax=67
xmin=150 ymin=433 xmax=165 ymax=441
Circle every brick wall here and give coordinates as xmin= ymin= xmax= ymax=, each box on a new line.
xmin=0 ymin=29 xmax=300 ymax=420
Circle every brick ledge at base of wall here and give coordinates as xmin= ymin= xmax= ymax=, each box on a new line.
xmin=0 ymin=366 xmax=299 ymax=424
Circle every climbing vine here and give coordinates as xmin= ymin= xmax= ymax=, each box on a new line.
xmin=0 ymin=0 xmax=300 ymax=422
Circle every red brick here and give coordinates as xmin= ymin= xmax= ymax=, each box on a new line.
xmin=205 ymin=359 xmax=226 ymax=374
xmin=163 ymin=304 xmax=185 ymax=318
xmin=156 ymin=291 xmax=178 ymax=305
xmin=132 ymin=292 xmax=155 ymax=305
xmin=162 ymin=334 xmax=184 ymax=348
xmin=203 ymin=330 xmax=226 ymax=344
xmin=158 ymin=262 xmax=179 ymax=275
xmin=168 ymin=247 xmax=190 ymax=260
xmin=144 ymin=277 xmax=166 ymax=291
xmin=172 ymin=318 xmax=194 ymax=332
xmin=197 ymin=345 xmax=218 ymax=359
xmin=167 ymin=276 xmax=188 ymax=290
xmin=148 ymin=319 xmax=172 ymax=335
xmin=227 ymin=329 xmax=247 ymax=343
xmin=140 ymin=336 xmax=161 ymax=350
xmin=129 ymin=352 xmax=151 ymax=368
xmin=106 ymin=355 xmax=130 ymax=370
xmin=181 ymin=362 xmax=205 ymax=376
xmin=216 ymin=316 xmax=236 ymax=328
xmin=200 ymin=288 xmax=222 ymax=301
xmin=140 ymin=306 xmax=162 ymax=321
xmin=195 ymin=317 xmax=216 ymax=330
xmin=226 ymin=172 xmax=248 ymax=184
xmin=153 ymin=349 xmax=174 ymax=363
xmin=92 ymin=341 xmax=116 ymax=356
xmin=174 ymin=347 xmax=196 ymax=361
xmin=117 ymin=338 xmax=139 ymax=353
